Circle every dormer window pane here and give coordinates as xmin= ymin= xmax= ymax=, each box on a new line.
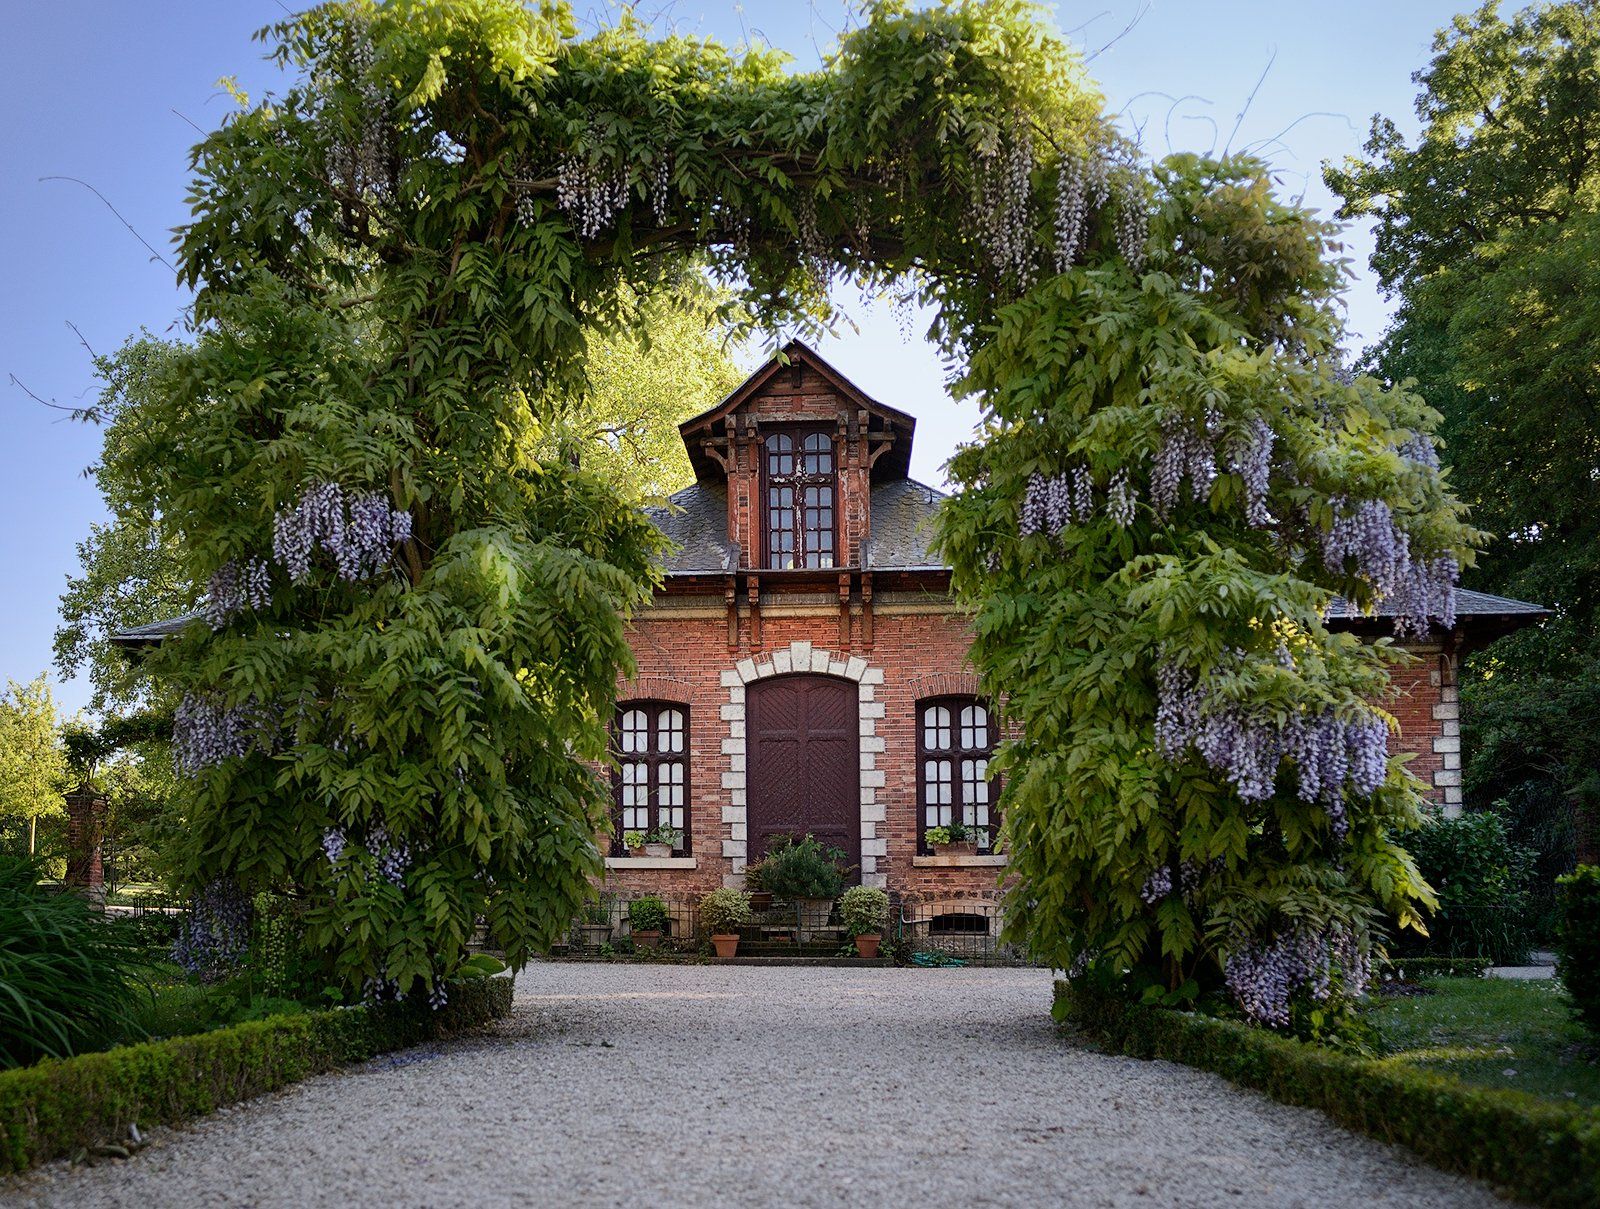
xmin=765 ymin=430 xmax=836 ymax=570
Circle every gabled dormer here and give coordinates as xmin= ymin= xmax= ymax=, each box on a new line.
xmin=677 ymin=341 xmax=917 ymax=574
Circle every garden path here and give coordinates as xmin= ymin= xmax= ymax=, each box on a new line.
xmin=7 ymin=964 xmax=1505 ymax=1208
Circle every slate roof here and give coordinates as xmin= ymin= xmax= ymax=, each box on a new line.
xmin=644 ymin=482 xmax=738 ymax=574
xmin=1325 ymin=587 xmax=1548 ymax=623
xmin=645 ymin=477 xmax=952 ymax=576
xmin=108 ymin=610 xmax=205 ymax=648
xmin=862 ymin=479 xmax=948 ymax=570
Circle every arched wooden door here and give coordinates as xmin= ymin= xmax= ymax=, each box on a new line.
xmin=746 ymin=674 xmax=860 ymax=870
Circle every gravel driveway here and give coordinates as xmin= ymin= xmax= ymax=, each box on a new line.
xmin=6 ymin=963 xmax=1507 ymax=1208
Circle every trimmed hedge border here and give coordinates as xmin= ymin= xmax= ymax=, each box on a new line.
xmin=1056 ymin=980 xmax=1600 ymax=1208
xmin=0 ymin=975 xmax=513 ymax=1174
xmin=1378 ymin=956 xmax=1493 ymax=979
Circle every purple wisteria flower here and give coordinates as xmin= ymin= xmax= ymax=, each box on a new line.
xmin=173 ymin=880 xmax=253 ymax=982
xmin=272 ymin=480 xmax=412 ymax=585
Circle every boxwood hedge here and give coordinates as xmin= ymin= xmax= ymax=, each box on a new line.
xmin=0 ymin=976 xmax=513 ymax=1174
xmin=1377 ymin=956 xmax=1492 ymax=979
xmin=1056 ymin=980 xmax=1600 ymax=1208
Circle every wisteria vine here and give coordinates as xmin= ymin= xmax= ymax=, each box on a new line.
xmin=1155 ymin=657 xmax=1389 ymax=839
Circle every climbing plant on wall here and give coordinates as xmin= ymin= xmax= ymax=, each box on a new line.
xmin=118 ymin=0 xmax=1477 ymax=1016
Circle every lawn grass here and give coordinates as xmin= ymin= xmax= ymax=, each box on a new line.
xmin=1370 ymin=976 xmax=1600 ymax=1107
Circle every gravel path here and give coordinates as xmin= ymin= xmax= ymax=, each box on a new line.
xmin=5 ymin=963 xmax=1508 ymax=1208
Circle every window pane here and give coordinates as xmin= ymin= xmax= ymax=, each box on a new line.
xmin=960 ymin=704 xmax=989 ymax=750
xmin=923 ymin=706 xmax=951 ymax=751
xmin=620 ymin=708 xmax=648 ymax=753
xmin=658 ymin=709 xmax=685 ymax=753
xmin=766 ymin=433 xmax=793 ymax=476
xmin=802 ymin=432 xmax=833 ymax=475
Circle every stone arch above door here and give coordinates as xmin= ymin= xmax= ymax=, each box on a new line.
xmin=718 ymin=642 xmax=886 ymax=888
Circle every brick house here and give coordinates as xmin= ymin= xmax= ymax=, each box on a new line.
xmin=107 ymin=342 xmax=1546 ymax=928
xmin=597 ymin=341 xmax=1547 ymax=918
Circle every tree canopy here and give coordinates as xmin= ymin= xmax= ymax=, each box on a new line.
xmin=0 ymin=677 xmax=68 ymax=853
xmin=110 ymin=0 xmax=1477 ymax=1020
xmin=1326 ymin=0 xmax=1600 ymax=871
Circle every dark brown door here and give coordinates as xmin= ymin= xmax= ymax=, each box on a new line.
xmin=747 ymin=674 xmax=859 ymax=869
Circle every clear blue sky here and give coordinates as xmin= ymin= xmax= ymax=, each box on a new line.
xmin=0 ymin=0 xmax=1467 ymax=716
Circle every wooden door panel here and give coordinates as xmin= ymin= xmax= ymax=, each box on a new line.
xmin=747 ymin=675 xmax=860 ymax=871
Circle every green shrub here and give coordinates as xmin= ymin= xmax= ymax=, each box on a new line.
xmin=1556 ymin=864 xmax=1600 ymax=1036
xmin=0 ymin=855 xmax=150 ymax=1070
xmin=699 ymin=888 xmax=751 ymax=936
xmin=1377 ymin=956 xmax=1490 ymax=980
xmin=628 ymin=896 xmax=668 ymax=933
xmin=1398 ymin=812 xmax=1537 ymax=965
xmin=839 ymin=886 xmax=889 ymax=937
xmin=1057 ymin=980 xmax=1600 ymax=1209
xmin=0 ymin=975 xmax=512 ymax=1173
xmin=746 ymin=834 xmax=848 ymax=900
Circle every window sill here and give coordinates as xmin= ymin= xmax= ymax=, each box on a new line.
xmin=911 ymin=854 xmax=1009 ymax=868
xmin=605 ymin=856 xmax=698 ymax=870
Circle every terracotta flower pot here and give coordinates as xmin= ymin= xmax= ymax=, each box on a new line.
xmin=854 ymin=933 xmax=882 ymax=959
xmin=633 ymin=929 xmax=662 ymax=949
xmin=712 ymin=933 xmax=740 ymax=959
xmin=625 ymin=846 xmax=645 ymax=859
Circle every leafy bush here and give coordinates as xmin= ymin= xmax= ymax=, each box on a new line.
xmin=699 ymin=888 xmax=751 ymax=936
xmin=745 ymin=835 xmax=848 ymax=900
xmin=839 ymin=886 xmax=889 ymax=937
xmin=1377 ymin=956 xmax=1490 ymax=980
xmin=1399 ymin=812 xmax=1536 ymax=964
xmin=627 ymin=896 xmax=668 ymax=933
xmin=622 ymin=830 xmax=646 ymax=851
xmin=0 ymin=855 xmax=149 ymax=1070
xmin=0 ymin=975 xmax=513 ymax=1173
xmin=1058 ymin=980 xmax=1600 ymax=1209
xmin=1556 ymin=864 xmax=1600 ymax=1036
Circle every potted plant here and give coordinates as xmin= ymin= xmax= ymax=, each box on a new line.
xmin=622 ymin=830 xmax=647 ymax=858
xmin=700 ymin=887 xmax=752 ymax=958
xmin=747 ymin=834 xmax=847 ymax=940
xmin=576 ymin=899 xmax=612 ymax=952
xmin=628 ymin=895 xmax=669 ymax=948
xmin=925 ymin=821 xmax=978 ymax=857
xmin=643 ymin=827 xmax=682 ymax=858
xmin=839 ymin=885 xmax=890 ymax=959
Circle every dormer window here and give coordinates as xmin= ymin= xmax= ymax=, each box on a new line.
xmin=764 ymin=431 xmax=836 ymax=569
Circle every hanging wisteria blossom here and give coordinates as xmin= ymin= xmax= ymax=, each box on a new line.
xmin=173 ymin=880 xmax=253 ymax=982
xmin=1155 ymin=657 xmax=1390 ymax=836
xmin=1224 ymin=416 xmax=1276 ymax=528
xmin=973 ymin=117 xmax=1037 ymax=286
xmin=1139 ymin=865 xmax=1173 ymax=904
xmin=1224 ymin=925 xmax=1370 ymax=1027
xmin=556 ymin=142 xmax=629 ymax=240
xmin=1151 ymin=414 xmax=1218 ymax=516
xmin=204 ymin=557 xmax=272 ymax=628
xmin=323 ymin=25 xmax=394 ymax=203
xmin=172 ymin=693 xmax=277 ymax=776
xmin=272 ymin=481 xmax=412 ymax=585
xmin=1320 ymin=496 xmax=1458 ymax=635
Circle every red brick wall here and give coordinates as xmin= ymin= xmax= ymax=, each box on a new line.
xmin=606 ymin=603 xmax=1458 ymax=903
